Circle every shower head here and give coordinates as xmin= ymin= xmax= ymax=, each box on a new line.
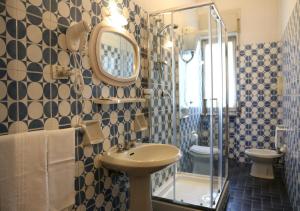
xmin=158 ymin=24 xmax=179 ymax=36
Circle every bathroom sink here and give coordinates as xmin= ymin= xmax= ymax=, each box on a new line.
xmin=100 ymin=143 xmax=181 ymax=211
xmin=101 ymin=143 xmax=181 ymax=176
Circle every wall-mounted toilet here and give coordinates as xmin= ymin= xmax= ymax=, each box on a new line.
xmin=189 ymin=145 xmax=219 ymax=175
xmin=245 ymin=149 xmax=282 ymax=179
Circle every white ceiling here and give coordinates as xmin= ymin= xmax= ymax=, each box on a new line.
xmin=133 ymin=0 xmax=205 ymax=13
xmin=134 ymin=0 xmax=281 ymax=44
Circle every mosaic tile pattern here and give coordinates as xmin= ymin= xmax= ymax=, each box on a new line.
xmin=281 ymin=0 xmax=300 ymax=210
xmin=0 ymin=0 xmax=149 ymax=210
xmin=229 ymin=42 xmax=283 ymax=162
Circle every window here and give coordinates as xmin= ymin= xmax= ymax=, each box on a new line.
xmin=227 ymin=36 xmax=237 ymax=109
xmin=203 ymin=36 xmax=237 ymax=109
xmin=178 ymin=35 xmax=237 ymax=114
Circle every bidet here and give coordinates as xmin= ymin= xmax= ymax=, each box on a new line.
xmin=245 ymin=148 xmax=283 ymax=179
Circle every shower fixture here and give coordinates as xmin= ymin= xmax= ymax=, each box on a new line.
xmin=155 ymin=24 xmax=178 ymax=81
xmin=149 ymin=3 xmax=229 ymax=211
xmin=158 ymin=24 xmax=179 ymax=36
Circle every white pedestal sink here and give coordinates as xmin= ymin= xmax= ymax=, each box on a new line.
xmin=100 ymin=143 xmax=181 ymax=211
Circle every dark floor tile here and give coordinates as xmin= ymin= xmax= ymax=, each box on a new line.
xmin=283 ymin=206 xmax=293 ymax=211
xmin=251 ymin=199 xmax=262 ymax=209
xmin=243 ymin=190 xmax=252 ymax=198
xmin=262 ymin=201 xmax=272 ymax=208
xmin=227 ymin=159 xmax=292 ymax=211
xmin=271 ymin=196 xmax=282 ymax=205
xmin=268 ymin=208 xmax=285 ymax=211
xmin=230 ymin=190 xmax=244 ymax=199
xmin=261 ymin=207 xmax=280 ymax=211
xmin=251 ymin=188 xmax=262 ymax=197
xmin=241 ymin=204 xmax=252 ymax=211
xmin=226 ymin=202 xmax=242 ymax=211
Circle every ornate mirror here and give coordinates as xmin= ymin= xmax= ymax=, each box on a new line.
xmin=89 ymin=22 xmax=140 ymax=86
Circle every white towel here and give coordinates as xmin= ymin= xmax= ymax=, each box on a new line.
xmin=0 ymin=131 xmax=48 ymax=211
xmin=47 ymin=128 xmax=75 ymax=211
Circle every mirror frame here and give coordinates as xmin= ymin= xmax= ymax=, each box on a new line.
xmin=89 ymin=21 xmax=140 ymax=87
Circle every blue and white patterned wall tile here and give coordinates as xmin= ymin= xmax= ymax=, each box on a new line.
xmin=148 ymin=18 xmax=178 ymax=191
xmin=0 ymin=0 xmax=149 ymax=210
xmin=0 ymin=0 xmax=148 ymax=136
xmin=281 ymin=0 xmax=300 ymax=210
xmin=228 ymin=42 xmax=283 ymax=162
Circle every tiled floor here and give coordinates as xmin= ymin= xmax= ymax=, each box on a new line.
xmin=226 ymin=160 xmax=292 ymax=211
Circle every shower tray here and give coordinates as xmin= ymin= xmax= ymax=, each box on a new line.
xmin=152 ymin=172 xmax=229 ymax=211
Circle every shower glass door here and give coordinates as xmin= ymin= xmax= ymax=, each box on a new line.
xmin=205 ymin=7 xmax=223 ymax=207
xmin=207 ymin=6 xmax=226 ymax=206
xmin=222 ymin=25 xmax=229 ymax=188
xmin=149 ymin=3 xmax=228 ymax=210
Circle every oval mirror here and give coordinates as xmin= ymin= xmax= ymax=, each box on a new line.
xmin=89 ymin=22 xmax=140 ymax=86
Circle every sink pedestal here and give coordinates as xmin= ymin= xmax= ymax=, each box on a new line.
xmin=129 ymin=175 xmax=152 ymax=211
xmin=100 ymin=144 xmax=181 ymax=211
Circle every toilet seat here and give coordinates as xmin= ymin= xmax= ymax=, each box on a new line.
xmin=188 ymin=145 xmax=219 ymax=174
xmin=189 ymin=145 xmax=219 ymax=155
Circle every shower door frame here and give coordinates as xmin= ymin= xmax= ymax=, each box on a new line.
xmin=148 ymin=2 xmax=229 ymax=210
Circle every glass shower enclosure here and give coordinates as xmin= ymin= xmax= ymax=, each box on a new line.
xmin=148 ymin=2 xmax=229 ymax=210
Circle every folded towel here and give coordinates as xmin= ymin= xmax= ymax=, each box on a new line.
xmin=47 ymin=128 xmax=75 ymax=211
xmin=0 ymin=131 xmax=48 ymax=211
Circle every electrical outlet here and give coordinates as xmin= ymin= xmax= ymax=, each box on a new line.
xmin=51 ymin=65 xmax=71 ymax=79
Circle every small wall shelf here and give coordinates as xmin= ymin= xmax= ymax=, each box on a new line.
xmin=80 ymin=120 xmax=104 ymax=146
xmin=93 ymin=98 xmax=146 ymax=105
xmin=134 ymin=114 xmax=148 ymax=132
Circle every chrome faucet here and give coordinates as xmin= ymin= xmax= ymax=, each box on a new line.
xmin=117 ymin=143 xmax=124 ymax=152
xmin=116 ymin=139 xmax=137 ymax=152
